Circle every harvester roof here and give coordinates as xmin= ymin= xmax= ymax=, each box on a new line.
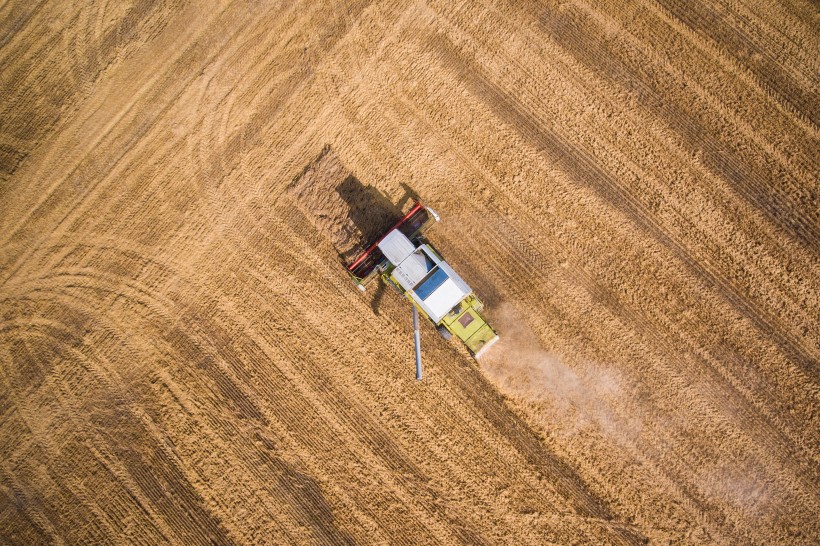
xmin=378 ymin=229 xmax=416 ymax=264
xmin=378 ymin=229 xmax=471 ymax=323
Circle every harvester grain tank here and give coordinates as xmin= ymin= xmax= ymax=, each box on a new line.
xmin=347 ymin=201 xmax=499 ymax=373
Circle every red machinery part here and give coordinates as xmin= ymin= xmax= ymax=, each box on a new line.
xmin=347 ymin=201 xmax=425 ymax=272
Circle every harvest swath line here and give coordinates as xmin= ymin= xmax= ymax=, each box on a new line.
xmin=269 ymin=197 xmax=646 ymax=542
xmin=656 ymin=0 xmax=819 ymax=126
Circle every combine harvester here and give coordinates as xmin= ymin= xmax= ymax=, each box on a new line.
xmin=347 ymin=201 xmax=499 ymax=379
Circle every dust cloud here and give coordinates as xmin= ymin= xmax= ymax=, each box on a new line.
xmin=481 ymin=305 xmax=787 ymax=524
xmin=480 ymin=303 xmax=641 ymax=444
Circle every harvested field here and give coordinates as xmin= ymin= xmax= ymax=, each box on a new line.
xmin=1 ymin=0 xmax=818 ymax=544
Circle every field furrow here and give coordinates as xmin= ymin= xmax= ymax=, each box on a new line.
xmin=1 ymin=0 xmax=817 ymax=544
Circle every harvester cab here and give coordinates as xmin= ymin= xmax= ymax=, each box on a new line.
xmin=346 ymin=201 xmax=499 ymax=375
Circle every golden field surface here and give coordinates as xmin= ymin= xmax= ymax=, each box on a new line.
xmin=1 ymin=0 xmax=818 ymax=544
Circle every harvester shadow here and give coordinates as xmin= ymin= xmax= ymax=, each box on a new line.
xmin=335 ymin=175 xmax=399 ymax=259
xmin=370 ymin=281 xmax=386 ymax=316
xmin=335 ymin=173 xmax=421 ymax=316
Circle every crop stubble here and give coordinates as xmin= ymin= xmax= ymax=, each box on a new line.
xmin=1 ymin=0 xmax=817 ymax=544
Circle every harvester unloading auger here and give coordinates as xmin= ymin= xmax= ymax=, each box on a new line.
xmin=347 ymin=201 xmax=499 ymax=378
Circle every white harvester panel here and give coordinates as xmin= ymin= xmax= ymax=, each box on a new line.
xmin=378 ymin=229 xmax=416 ymax=265
xmin=418 ymin=278 xmax=468 ymax=322
xmin=410 ymin=259 xmax=471 ymax=322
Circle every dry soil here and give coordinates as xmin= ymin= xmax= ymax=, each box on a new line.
xmin=1 ymin=1 xmax=818 ymax=544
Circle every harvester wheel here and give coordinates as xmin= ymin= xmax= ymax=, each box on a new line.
xmin=436 ymin=325 xmax=452 ymax=340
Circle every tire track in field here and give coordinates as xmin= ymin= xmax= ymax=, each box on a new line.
xmin=43 ymin=247 xmax=366 ymax=543
xmin=0 ymin=325 xmax=176 ymax=544
xmin=0 ymin=0 xmax=237 ymax=277
xmin=418 ymin=0 xmax=816 ymax=347
xmin=0 ymin=470 xmax=61 ymax=544
xmin=243 ymin=306 xmax=471 ymax=544
xmin=2 ymin=257 xmax=364 ymax=543
xmin=433 ymin=173 xmax=813 ymax=542
xmin=433 ymin=0 xmax=819 ymax=256
xmin=654 ymin=0 xmax=819 ymax=127
xmin=405 ymin=62 xmax=819 ymax=478
xmin=176 ymin=338 xmax=399 ymax=545
xmin=0 ymin=297 xmax=235 ymax=544
xmin=106 ymin=307 xmax=350 ymax=543
xmin=460 ymin=185 xmax=820 ymax=537
xmin=0 ymin=254 xmax=294 ymax=543
xmin=426 ymin=31 xmax=818 ymax=379
xmin=402 ymin=4 xmax=812 ymax=442
xmin=0 ymin=27 xmax=61 ymax=175
xmin=63 ymin=442 xmax=166 ymax=546
xmin=0 ymin=0 xmax=47 ymax=51
xmin=329 ymin=51 xmax=814 ymax=533
xmin=530 ymin=2 xmax=818 ymax=252
xmin=69 ymin=0 xmax=175 ymax=96
xmin=42 ymin=389 xmax=169 ymax=544
xmin=717 ymin=0 xmax=818 ymax=83
xmin=182 ymin=0 xmax=311 ymax=187
xmin=3 ymin=285 xmax=338 ymax=543
xmin=632 ymin=0 xmax=819 ymax=176
xmin=5 ymin=265 xmax=271 ymax=428
xmin=188 ymin=0 xmax=400 ymax=234
xmin=436 ymin=351 xmax=649 ymax=545
xmin=89 ymin=403 xmax=235 ymax=544
xmin=1 ymin=332 xmax=147 ymax=545
xmin=569 ymin=0 xmax=817 ymax=213
xmin=183 ymin=322 xmax=441 ymax=544
xmin=0 ymin=0 xmax=375 ymax=286
xmin=0 ymin=477 xmax=50 ymax=545
xmin=0 ymin=0 xmax=170 ymax=195
xmin=436 ymin=202 xmax=730 ymax=532
xmin=230 ymin=213 xmax=494 ymax=543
